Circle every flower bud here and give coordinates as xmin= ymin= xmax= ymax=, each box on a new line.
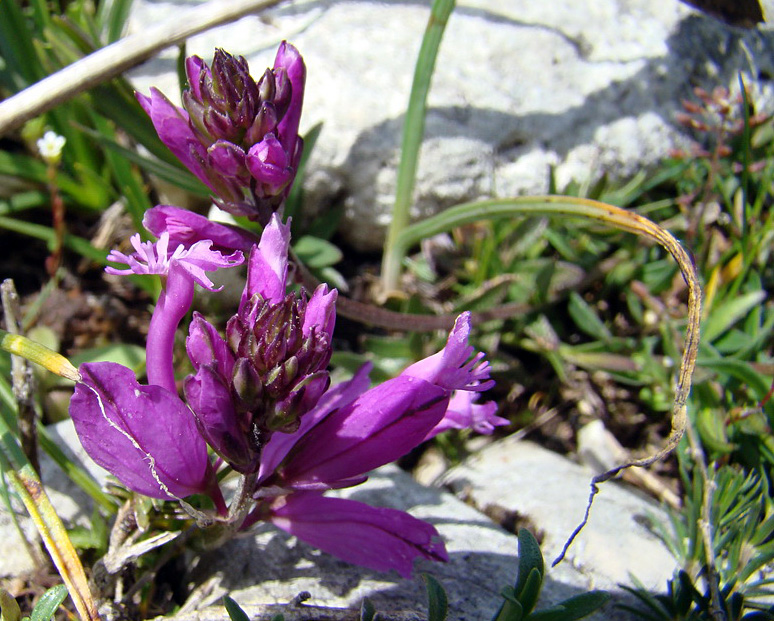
xmin=138 ymin=42 xmax=306 ymax=224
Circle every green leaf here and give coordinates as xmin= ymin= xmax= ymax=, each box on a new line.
xmin=528 ymin=591 xmax=610 ymax=621
xmin=96 ymin=0 xmax=134 ymax=43
xmin=696 ymin=408 xmax=736 ymax=455
xmin=0 ymin=152 xmax=98 ymax=209
xmin=222 ymin=596 xmax=250 ymax=621
xmin=360 ymin=597 xmax=377 ymax=621
xmin=286 ymin=121 xmax=323 ymax=224
xmin=69 ymin=344 xmax=146 ymax=374
xmin=78 ymin=122 xmax=210 ymax=197
xmin=517 ymin=568 xmax=543 ymax=616
xmin=423 ymin=574 xmax=448 ymax=621
xmin=30 ymin=585 xmax=68 ymax=621
xmin=568 ymin=292 xmax=612 ymax=341
xmin=293 ymin=235 xmax=343 ymax=269
xmin=0 ymin=0 xmax=44 ymax=89
xmin=0 ymin=588 xmax=22 ymax=621
xmin=493 ymin=587 xmax=523 ymax=621
xmin=703 ymin=290 xmax=767 ymax=343
xmin=89 ymin=112 xmax=151 ymax=231
xmin=515 ymin=529 xmax=544 ymax=598
xmin=697 ymin=357 xmax=770 ymax=401
xmin=0 ymin=216 xmax=108 ymax=263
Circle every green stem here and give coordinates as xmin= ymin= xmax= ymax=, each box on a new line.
xmin=380 ymin=0 xmax=456 ymax=293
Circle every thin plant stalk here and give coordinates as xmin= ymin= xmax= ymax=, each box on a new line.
xmin=380 ymin=0 xmax=456 ymax=294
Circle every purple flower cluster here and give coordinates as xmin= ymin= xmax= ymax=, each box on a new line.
xmin=138 ymin=43 xmax=305 ymax=224
xmin=68 ymin=43 xmax=507 ymax=578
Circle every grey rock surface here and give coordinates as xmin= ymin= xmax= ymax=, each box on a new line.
xmin=127 ymin=0 xmax=774 ymax=250
xmin=183 ymin=464 xmax=642 ymax=620
xmin=440 ymin=436 xmax=677 ymax=593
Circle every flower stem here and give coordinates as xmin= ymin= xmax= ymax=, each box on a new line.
xmin=146 ymin=266 xmax=194 ymax=393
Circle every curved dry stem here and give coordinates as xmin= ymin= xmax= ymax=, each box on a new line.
xmin=546 ymin=197 xmax=702 ymax=566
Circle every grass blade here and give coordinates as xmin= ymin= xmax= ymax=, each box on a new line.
xmin=381 ymin=0 xmax=456 ymax=292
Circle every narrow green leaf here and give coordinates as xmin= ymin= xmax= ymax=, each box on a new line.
xmin=516 ymin=568 xmax=543 ymax=616
xmin=91 ymin=82 xmax=185 ymax=168
xmin=98 ymin=0 xmax=134 ymax=43
xmin=222 ymin=596 xmax=250 ymax=621
xmin=360 ymin=597 xmax=376 ymax=621
xmin=30 ymin=585 xmax=68 ymax=621
xmin=381 ymin=0 xmax=456 ymax=290
xmin=702 ymin=290 xmax=766 ymax=343
xmin=697 ymin=357 xmax=770 ymax=400
xmin=695 ymin=408 xmax=736 ymax=455
xmin=0 ymin=0 xmax=44 ymax=88
xmin=0 ymin=216 xmax=108 ymax=264
xmin=90 ymin=113 xmax=151 ymax=230
xmin=493 ymin=587 xmax=523 ymax=621
xmin=77 ymin=122 xmax=210 ymax=197
xmin=0 ymin=152 xmax=92 ymax=208
xmin=567 ymin=291 xmax=613 ymax=341
xmin=423 ymin=574 xmax=448 ymax=621
xmin=286 ymin=121 xmax=323 ymax=224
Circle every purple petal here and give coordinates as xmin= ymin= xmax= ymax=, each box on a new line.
xmin=241 ymin=213 xmax=290 ymax=307
xmin=424 ymin=390 xmax=507 ymax=440
xmin=186 ymin=312 xmax=235 ymax=378
xmin=273 ymin=41 xmax=305 ymax=155
xmin=303 ymin=284 xmax=337 ymax=341
xmin=208 ymin=140 xmax=247 ymax=177
xmin=176 ymin=239 xmax=244 ymax=291
xmin=258 ymin=363 xmax=372 ymax=483
xmin=143 ymin=205 xmax=259 ymax=254
xmin=185 ymin=56 xmax=208 ymax=100
xmin=184 ymin=365 xmax=259 ymax=473
xmin=105 ymin=232 xmax=243 ymax=290
xmin=69 ymin=362 xmax=214 ymax=500
xmin=246 ymin=134 xmax=293 ymax=194
xmin=136 ymin=88 xmax=212 ymax=189
xmin=401 ymin=312 xmax=494 ymax=392
xmin=276 ymin=375 xmax=448 ymax=488
xmin=270 ymin=493 xmax=448 ymax=578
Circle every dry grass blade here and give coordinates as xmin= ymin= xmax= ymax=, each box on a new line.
xmin=550 ymin=197 xmax=702 ymax=566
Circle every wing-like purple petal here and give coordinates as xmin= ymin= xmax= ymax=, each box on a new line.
xmin=69 ymin=362 xmax=214 ymax=500
xmin=270 ymin=493 xmax=448 ymax=578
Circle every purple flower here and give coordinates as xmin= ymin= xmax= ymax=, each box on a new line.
xmin=268 ymin=492 xmax=448 ymax=579
xmin=424 ymin=390 xmax=508 ymax=440
xmin=137 ymin=43 xmax=306 ymax=223
xmin=107 ymin=232 xmax=243 ymax=392
xmin=183 ymin=214 xmax=336 ymax=472
xmin=144 ymin=205 xmax=259 ymax=254
xmin=69 ymin=362 xmax=223 ymax=510
xmin=258 ymin=313 xmax=495 ymax=492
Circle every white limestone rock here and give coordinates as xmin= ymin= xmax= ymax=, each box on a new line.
xmin=127 ymin=0 xmax=774 ymax=250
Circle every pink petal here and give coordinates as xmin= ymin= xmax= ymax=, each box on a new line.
xmin=270 ymin=493 xmax=448 ymax=578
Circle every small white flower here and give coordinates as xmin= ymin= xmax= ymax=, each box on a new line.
xmin=36 ymin=131 xmax=66 ymax=163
